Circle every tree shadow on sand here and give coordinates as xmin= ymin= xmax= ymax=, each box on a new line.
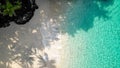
xmin=0 ymin=2 xmax=44 ymax=67
xmin=61 ymin=0 xmax=114 ymax=36
xmin=37 ymin=55 xmax=56 ymax=68
xmin=0 ymin=26 xmax=44 ymax=68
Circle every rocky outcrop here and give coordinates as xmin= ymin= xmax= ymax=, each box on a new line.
xmin=0 ymin=0 xmax=38 ymax=28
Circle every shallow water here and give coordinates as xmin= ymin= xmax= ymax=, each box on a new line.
xmin=62 ymin=0 xmax=120 ymax=68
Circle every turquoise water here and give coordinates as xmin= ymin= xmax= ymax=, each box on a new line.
xmin=62 ymin=0 xmax=120 ymax=68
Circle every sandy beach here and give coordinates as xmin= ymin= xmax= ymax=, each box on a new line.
xmin=0 ymin=0 xmax=71 ymax=68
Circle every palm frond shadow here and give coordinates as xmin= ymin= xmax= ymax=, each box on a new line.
xmin=37 ymin=54 xmax=56 ymax=68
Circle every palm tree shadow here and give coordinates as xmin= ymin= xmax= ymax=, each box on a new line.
xmin=0 ymin=43 xmax=39 ymax=68
xmin=39 ymin=60 xmax=56 ymax=68
xmin=37 ymin=54 xmax=56 ymax=68
xmin=47 ymin=60 xmax=56 ymax=68
xmin=61 ymin=0 xmax=114 ymax=36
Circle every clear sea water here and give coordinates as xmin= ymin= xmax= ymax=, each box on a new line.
xmin=61 ymin=0 xmax=120 ymax=68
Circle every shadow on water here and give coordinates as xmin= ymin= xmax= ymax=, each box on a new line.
xmin=61 ymin=0 xmax=114 ymax=36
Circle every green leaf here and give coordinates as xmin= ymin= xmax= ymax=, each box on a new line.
xmin=0 ymin=0 xmax=22 ymax=16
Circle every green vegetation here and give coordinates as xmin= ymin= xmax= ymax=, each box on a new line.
xmin=0 ymin=0 xmax=21 ymax=17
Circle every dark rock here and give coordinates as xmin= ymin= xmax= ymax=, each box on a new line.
xmin=14 ymin=11 xmax=34 ymax=24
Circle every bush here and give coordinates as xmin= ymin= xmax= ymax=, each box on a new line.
xmin=0 ymin=0 xmax=21 ymax=17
